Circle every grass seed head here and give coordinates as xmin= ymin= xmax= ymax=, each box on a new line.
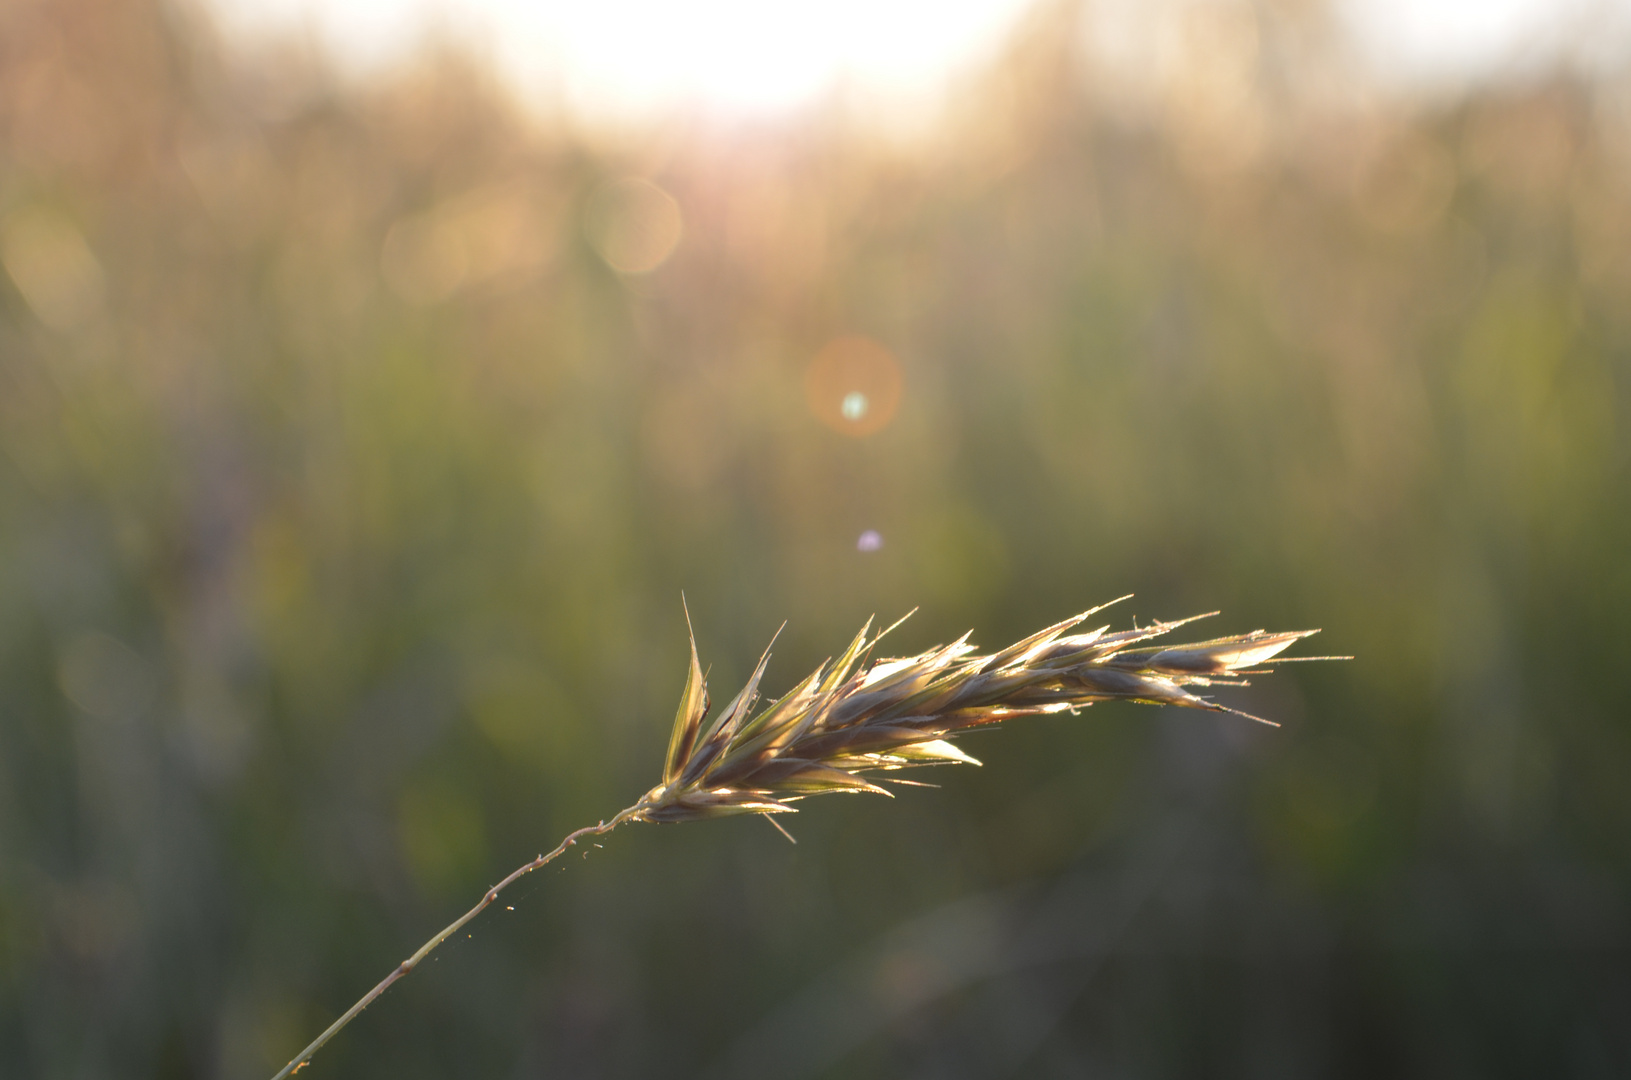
xmin=634 ymin=599 xmax=1329 ymax=824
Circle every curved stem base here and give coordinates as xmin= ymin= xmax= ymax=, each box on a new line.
xmin=269 ymin=806 xmax=642 ymax=1080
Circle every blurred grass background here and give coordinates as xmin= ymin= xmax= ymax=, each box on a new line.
xmin=2 ymin=0 xmax=1629 ymax=1076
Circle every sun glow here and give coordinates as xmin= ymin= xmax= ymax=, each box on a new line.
xmin=202 ymin=0 xmax=1623 ymax=122
xmin=206 ymin=0 xmax=1034 ymax=119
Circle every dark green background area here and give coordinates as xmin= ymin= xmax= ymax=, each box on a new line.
xmin=1 ymin=1 xmax=1628 ymax=1076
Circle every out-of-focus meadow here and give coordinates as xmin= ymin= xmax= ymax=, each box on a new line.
xmin=3 ymin=0 xmax=1630 ymax=1076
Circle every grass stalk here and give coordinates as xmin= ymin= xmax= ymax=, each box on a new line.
xmin=271 ymin=597 xmax=1339 ymax=1078
xmin=269 ymin=812 xmax=638 ymax=1079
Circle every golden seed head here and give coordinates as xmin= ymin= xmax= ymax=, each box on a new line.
xmin=635 ymin=598 xmax=1329 ymax=825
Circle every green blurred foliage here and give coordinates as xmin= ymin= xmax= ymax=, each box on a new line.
xmin=1 ymin=0 xmax=1629 ymax=1077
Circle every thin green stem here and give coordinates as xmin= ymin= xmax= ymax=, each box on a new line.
xmin=269 ymin=805 xmax=643 ymax=1080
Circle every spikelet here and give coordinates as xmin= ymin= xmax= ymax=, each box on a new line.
xmin=633 ymin=598 xmax=1330 ymax=824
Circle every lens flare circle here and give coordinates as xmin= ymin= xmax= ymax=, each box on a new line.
xmin=804 ymin=336 xmax=903 ymax=437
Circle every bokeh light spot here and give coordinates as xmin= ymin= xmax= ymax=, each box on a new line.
xmin=381 ymin=213 xmax=469 ymax=303
xmin=586 ymin=177 xmax=683 ymax=274
xmin=1 ymin=209 xmax=105 ymax=329
xmin=805 ymin=336 xmax=903 ymax=437
xmin=381 ymin=185 xmax=558 ymax=304
xmin=58 ymin=632 xmax=155 ymax=724
xmin=856 ymin=530 xmax=883 ymax=552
